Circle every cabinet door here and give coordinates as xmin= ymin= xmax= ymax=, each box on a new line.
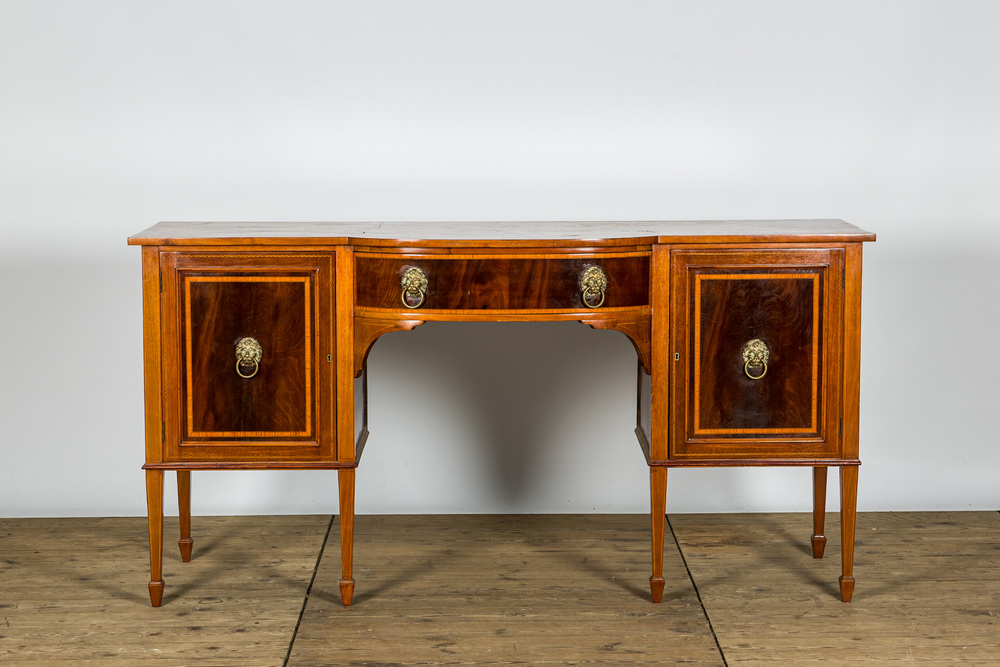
xmin=669 ymin=248 xmax=844 ymax=460
xmin=160 ymin=252 xmax=335 ymax=463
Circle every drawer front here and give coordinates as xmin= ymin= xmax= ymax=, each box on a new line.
xmin=355 ymin=254 xmax=650 ymax=310
xmin=669 ymin=248 xmax=844 ymax=460
xmin=160 ymin=252 xmax=335 ymax=462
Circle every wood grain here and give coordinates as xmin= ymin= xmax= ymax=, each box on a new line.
xmin=334 ymin=246 xmax=353 ymax=463
xmin=353 ymin=310 xmax=651 ymax=377
xmin=694 ymin=273 xmax=820 ymax=433
xmin=140 ymin=246 xmax=163 ymax=465
xmin=669 ymin=248 xmax=845 ymax=461
xmin=128 ymin=219 xmax=875 ymax=246
xmin=650 ymin=243 xmax=670 ymax=462
xmin=145 ymin=469 xmax=164 ymax=607
xmin=670 ymin=511 xmax=1000 ymax=665
xmin=10 ymin=512 xmax=990 ymax=665
xmin=0 ymin=515 xmax=329 ymax=666
xmin=811 ymin=466 xmax=827 ymax=559
xmin=839 ymin=465 xmax=859 ymax=602
xmin=584 ymin=313 xmax=651 ymax=373
xmin=288 ymin=514 xmax=722 ymax=666
xmin=185 ymin=276 xmax=310 ymax=436
xmin=355 ymin=254 xmax=650 ymax=310
xmin=842 ymin=243 xmax=864 ymax=461
xmin=157 ymin=252 xmax=336 ymax=464
xmin=176 ymin=470 xmax=192 ymax=563
xmin=649 ymin=468 xmax=668 ymax=604
xmin=353 ymin=316 xmax=425 ymax=378
xmin=337 ymin=468 xmax=355 ymax=606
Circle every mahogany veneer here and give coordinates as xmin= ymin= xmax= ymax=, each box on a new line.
xmin=129 ymin=220 xmax=874 ymax=608
xmin=355 ymin=253 xmax=650 ymax=310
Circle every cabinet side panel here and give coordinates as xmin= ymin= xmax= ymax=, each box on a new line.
xmin=649 ymin=244 xmax=670 ymax=461
xmin=142 ymin=246 xmax=163 ymax=464
xmin=638 ymin=363 xmax=652 ymax=443
xmin=336 ymin=246 xmax=356 ymax=462
xmin=842 ymin=244 xmax=863 ymax=460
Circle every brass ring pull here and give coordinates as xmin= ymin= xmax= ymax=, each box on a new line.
xmin=580 ymin=265 xmax=608 ymax=309
xmin=236 ymin=359 xmax=259 ymax=379
xmin=742 ymin=339 xmax=769 ymax=380
xmin=401 ymin=291 xmax=425 ymax=309
xmin=744 ymin=359 xmax=767 ymax=380
xmin=235 ymin=337 xmax=262 ymax=379
xmin=400 ymin=266 xmax=428 ymax=309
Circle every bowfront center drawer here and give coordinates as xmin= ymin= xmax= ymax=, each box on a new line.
xmin=354 ymin=252 xmax=650 ymax=311
xmin=158 ymin=251 xmax=336 ymax=462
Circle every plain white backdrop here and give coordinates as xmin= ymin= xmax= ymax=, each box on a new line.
xmin=1 ymin=1 xmax=998 ymax=518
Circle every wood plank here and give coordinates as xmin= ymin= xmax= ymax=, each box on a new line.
xmin=7 ymin=512 xmax=992 ymax=664
xmin=670 ymin=511 xmax=1000 ymax=665
xmin=288 ymin=514 xmax=724 ymax=665
xmin=0 ymin=515 xmax=329 ymax=666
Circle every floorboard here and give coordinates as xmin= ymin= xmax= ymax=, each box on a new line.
xmin=288 ymin=514 xmax=723 ymax=666
xmin=3 ymin=512 xmax=998 ymax=665
xmin=670 ymin=511 xmax=1000 ymax=666
xmin=0 ymin=515 xmax=330 ymax=666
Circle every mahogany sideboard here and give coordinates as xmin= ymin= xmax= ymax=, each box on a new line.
xmin=128 ymin=220 xmax=875 ymax=607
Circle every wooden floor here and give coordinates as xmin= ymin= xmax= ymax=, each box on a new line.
xmin=0 ymin=515 xmax=330 ymax=666
xmin=2 ymin=512 xmax=999 ymax=665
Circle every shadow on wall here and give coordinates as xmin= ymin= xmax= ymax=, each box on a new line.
xmin=365 ymin=320 xmax=641 ymax=504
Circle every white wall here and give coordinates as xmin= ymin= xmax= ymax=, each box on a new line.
xmin=1 ymin=1 xmax=998 ymax=518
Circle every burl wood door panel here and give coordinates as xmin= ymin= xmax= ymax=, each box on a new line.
xmin=160 ymin=252 xmax=335 ymax=462
xmin=355 ymin=253 xmax=650 ymax=310
xmin=669 ymin=248 xmax=844 ymax=460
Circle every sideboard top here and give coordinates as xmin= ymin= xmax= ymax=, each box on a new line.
xmin=128 ymin=219 xmax=875 ymax=247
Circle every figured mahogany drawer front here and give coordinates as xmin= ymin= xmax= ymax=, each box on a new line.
xmin=185 ymin=277 xmax=310 ymax=436
xmin=159 ymin=252 xmax=336 ymax=463
xmin=670 ymin=248 xmax=844 ymax=460
xmin=355 ymin=254 xmax=650 ymax=310
xmin=696 ymin=273 xmax=820 ymax=432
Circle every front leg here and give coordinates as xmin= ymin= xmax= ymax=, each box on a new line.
xmin=811 ymin=466 xmax=827 ymax=558
xmin=177 ymin=470 xmax=193 ymax=562
xmin=649 ymin=466 xmax=667 ymax=603
xmin=839 ymin=465 xmax=859 ymax=602
xmin=145 ymin=469 xmax=165 ymax=607
xmin=338 ymin=468 xmax=356 ymax=606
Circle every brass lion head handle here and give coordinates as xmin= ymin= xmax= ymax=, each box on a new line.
xmin=400 ymin=266 xmax=429 ymax=309
xmin=580 ymin=265 xmax=608 ymax=309
xmin=742 ymin=339 xmax=769 ymax=380
xmin=235 ymin=337 xmax=262 ymax=379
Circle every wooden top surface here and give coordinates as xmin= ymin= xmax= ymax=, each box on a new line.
xmin=128 ymin=220 xmax=875 ymax=247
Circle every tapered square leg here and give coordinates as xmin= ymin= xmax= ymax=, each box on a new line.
xmin=338 ymin=468 xmax=356 ymax=606
xmin=811 ymin=466 xmax=827 ymax=559
xmin=839 ymin=465 xmax=859 ymax=602
xmin=649 ymin=466 xmax=667 ymax=603
xmin=145 ymin=469 xmax=165 ymax=607
xmin=177 ymin=470 xmax=193 ymax=562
